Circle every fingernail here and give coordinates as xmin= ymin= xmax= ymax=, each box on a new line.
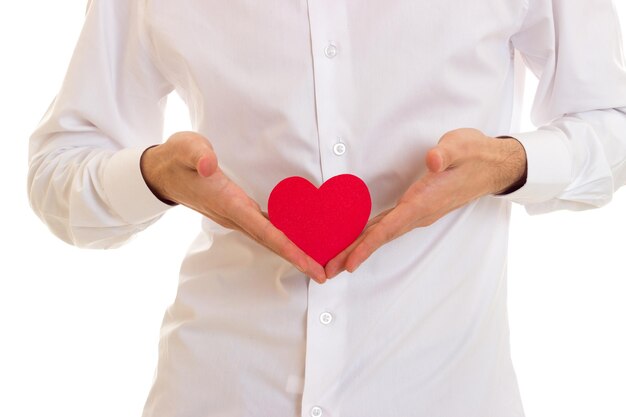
xmin=347 ymin=262 xmax=361 ymax=273
xmin=327 ymin=269 xmax=340 ymax=279
xmin=311 ymin=276 xmax=323 ymax=285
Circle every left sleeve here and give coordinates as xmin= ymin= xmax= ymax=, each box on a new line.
xmin=496 ymin=0 xmax=626 ymax=214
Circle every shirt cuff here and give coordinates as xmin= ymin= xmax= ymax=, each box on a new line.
xmin=103 ymin=148 xmax=174 ymax=224
xmin=493 ymin=128 xmax=573 ymax=204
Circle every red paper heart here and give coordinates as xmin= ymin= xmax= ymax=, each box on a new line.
xmin=268 ymin=174 xmax=372 ymax=266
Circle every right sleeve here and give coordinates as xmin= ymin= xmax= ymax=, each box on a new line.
xmin=28 ymin=0 xmax=175 ymax=249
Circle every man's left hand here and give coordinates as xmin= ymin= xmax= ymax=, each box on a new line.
xmin=324 ymin=128 xmax=527 ymax=278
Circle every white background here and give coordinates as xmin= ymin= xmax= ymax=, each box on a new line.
xmin=1 ymin=2 xmax=625 ymax=416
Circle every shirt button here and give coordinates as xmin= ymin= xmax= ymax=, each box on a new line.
xmin=319 ymin=312 xmax=333 ymax=325
xmin=310 ymin=406 xmax=323 ymax=417
xmin=333 ymin=142 xmax=346 ymax=156
xmin=324 ymin=42 xmax=338 ymax=58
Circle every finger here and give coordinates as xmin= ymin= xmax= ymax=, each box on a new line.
xmin=199 ymin=177 xmax=319 ymax=279
xmin=426 ymin=147 xmax=446 ymax=173
xmin=234 ymin=205 xmax=327 ymax=283
xmin=197 ymin=154 xmax=218 ymax=178
xmin=258 ymin=220 xmax=327 ymax=284
xmin=198 ymin=189 xmax=325 ymax=281
xmin=201 ymin=212 xmax=241 ymax=231
xmin=175 ymin=133 xmax=218 ymax=177
xmin=324 ymin=209 xmax=391 ymax=278
xmin=426 ymin=143 xmax=463 ymax=173
xmin=344 ymin=204 xmax=415 ymax=273
xmin=325 ymin=233 xmax=365 ymax=279
xmin=428 ymin=129 xmax=480 ymax=173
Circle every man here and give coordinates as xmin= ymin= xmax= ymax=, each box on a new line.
xmin=28 ymin=1 xmax=626 ymax=416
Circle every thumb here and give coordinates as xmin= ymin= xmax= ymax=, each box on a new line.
xmin=425 ymin=147 xmax=450 ymax=173
xmin=426 ymin=128 xmax=487 ymax=173
xmin=197 ymin=152 xmax=218 ymax=177
xmin=179 ymin=133 xmax=218 ymax=177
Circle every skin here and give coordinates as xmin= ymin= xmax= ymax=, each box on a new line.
xmin=141 ymin=128 xmax=527 ymax=284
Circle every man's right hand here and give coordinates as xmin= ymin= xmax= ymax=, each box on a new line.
xmin=140 ymin=131 xmax=327 ymax=284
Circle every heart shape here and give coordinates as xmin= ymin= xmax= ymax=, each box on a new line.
xmin=268 ymin=174 xmax=372 ymax=266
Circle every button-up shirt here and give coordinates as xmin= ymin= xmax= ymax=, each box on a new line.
xmin=28 ymin=1 xmax=626 ymax=416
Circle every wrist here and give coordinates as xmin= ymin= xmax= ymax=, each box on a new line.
xmin=140 ymin=145 xmax=179 ymax=206
xmin=492 ymin=136 xmax=528 ymax=195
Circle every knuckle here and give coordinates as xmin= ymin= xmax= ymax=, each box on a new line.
xmin=372 ymin=225 xmax=393 ymax=246
xmin=419 ymin=216 xmax=437 ymax=227
xmin=440 ymin=129 xmax=463 ymax=143
xmin=259 ymin=220 xmax=273 ymax=241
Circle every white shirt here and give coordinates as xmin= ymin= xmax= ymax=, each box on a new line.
xmin=28 ymin=1 xmax=626 ymax=416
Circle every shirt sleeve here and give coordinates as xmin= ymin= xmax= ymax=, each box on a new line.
xmin=28 ymin=0 xmax=175 ymax=248
xmin=495 ymin=0 xmax=626 ymax=215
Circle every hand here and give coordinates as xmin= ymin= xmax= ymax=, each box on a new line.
xmin=140 ymin=131 xmax=327 ymax=283
xmin=325 ymin=128 xmax=527 ymax=278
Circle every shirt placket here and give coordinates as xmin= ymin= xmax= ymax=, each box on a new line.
xmin=302 ymin=1 xmax=351 ymax=417
xmin=306 ymin=0 xmax=353 ymax=181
